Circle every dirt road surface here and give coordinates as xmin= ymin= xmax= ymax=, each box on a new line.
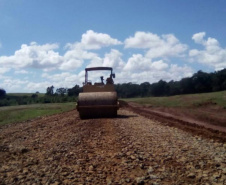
xmin=0 ymin=108 xmax=226 ymax=184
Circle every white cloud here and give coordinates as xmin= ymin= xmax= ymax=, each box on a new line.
xmin=61 ymin=30 xmax=123 ymax=70
xmin=86 ymin=49 xmax=125 ymax=71
xmin=59 ymin=59 xmax=83 ymax=71
xmin=14 ymin=69 xmax=30 ymax=74
xmin=192 ymin=32 xmax=206 ymax=44
xmin=103 ymin=49 xmax=125 ymax=70
xmin=86 ymin=56 xmax=104 ymax=68
xmin=60 ymin=46 xmax=99 ymax=70
xmin=116 ymin=63 xmax=193 ymax=84
xmin=64 ymin=45 xmax=98 ymax=60
xmin=125 ymin=32 xmax=161 ymax=49
xmin=124 ymin=54 xmax=151 ymax=72
xmin=2 ymin=71 xmax=84 ymax=93
xmin=151 ymin=60 xmax=169 ymax=70
xmin=0 ymin=42 xmax=62 ymax=70
xmin=0 ymin=67 xmax=10 ymax=74
xmin=2 ymin=30 xmax=214 ymax=93
xmin=0 ymin=41 xmax=97 ymax=72
xmin=124 ymin=54 xmax=169 ymax=73
xmin=42 ymin=72 xmax=83 ymax=85
xmin=81 ymin=30 xmax=122 ymax=50
xmin=2 ymin=78 xmax=29 ymax=92
xmin=67 ymin=30 xmax=122 ymax=50
xmin=189 ymin=32 xmax=226 ymax=70
xmin=168 ymin=64 xmax=193 ymax=80
xmin=26 ymin=81 xmax=53 ymax=93
xmin=124 ymin=31 xmax=188 ymax=59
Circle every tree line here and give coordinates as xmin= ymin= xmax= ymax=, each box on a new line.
xmin=45 ymin=85 xmax=81 ymax=97
xmin=0 ymin=85 xmax=82 ymax=106
xmin=115 ymin=68 xmax=226 ymax=98
xmin=0 ymin=68 xmax=226 ymax=106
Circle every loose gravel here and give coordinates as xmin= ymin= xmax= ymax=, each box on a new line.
xmin=0 ymin=109 xmax=225 ymax=184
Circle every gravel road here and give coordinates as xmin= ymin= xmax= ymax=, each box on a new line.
xmin=0 ymin=108 xmax=226 ymax=184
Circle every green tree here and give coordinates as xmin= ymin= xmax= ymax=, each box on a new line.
xmin=46 ymin=85 xmax=54 ymax=96
xmin=140 ymin=82 xmax=151 ymax=97
xmin=56 ymin=88 xmax=67 ymax=96
xmin=150 ymin=80 xmax=169 ymax=96
xmin=180 ymin=77 xmax=194 ymax=94
xmin=67 ymin=85 xmax=81 ymax=96
xmin=31 ymin=94 xmax=38 ymax=98
xmin=0 ymin=88 xmax=6 ymax=98
xmin=192 ymin=70 xmax=212 ymax=93
xmin=168 ymin=81 xmax=180 ymax=96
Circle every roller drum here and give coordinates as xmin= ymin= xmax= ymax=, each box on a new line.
xmin=77 ymin=92 xmax=118 ymax=118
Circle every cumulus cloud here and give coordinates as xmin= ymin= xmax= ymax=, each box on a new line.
xmin=59 ymin=59 xmax=83 ymax=71
xmin=189 ymin=32 xmax=226 ymax=70
xmin=124 ymin=53 xmax=169 ymax=74
xmin=0 ymin=41 xmax=97 ymax=72
xmin=1 ymin=72 xmax=84 ymax=93
xmin=1 ymin=30 xmax=120 ymax=72
xmin=0 ymin=67 xmax=10 ymax=74
xmin=60 ymin=46 xmax=99 ymax=70
xmin=117 ymin=63 xmax=193 ymax=84
xmin=66 ymin=30 xmax=122 ymax=51
xmin=61 ymin=30 xmax=123 ymax=70
xmin=81 ymin=30 xmax=122 ymax=50
xmin=2 ymin=78 xmax=29 ymax=92
xmin=122 ymin=55 xmax=192 ymax=83
xmin=121 ymin=32 xmax=192 ymax=84
xmin=64 ymin=43 xmax=98 ymax=60
xmin=168 ymin=64 xmax=193 ymax=80
xmin=42 ymin=72 xmax=84 ymax=88
xmin=103 ymin=49 xmax=125 ymax=70
xmin=124 ymin=31 xmax=188 ymax=59
xmin=86 ymin=49 xmax=125 ymax=71
xmin=0 ymin=42 xmax=62 ymax=69
xmin=0 ymin=30 xmax=203 ymax=93
xmin=86 ymin=57 xmax=104 ymax=68
xmin=14 ymin=69 xmax=30 ymax=74
xmin=192 ymin=32 xmax=206 ymax=44
xmin=124 ymin=54 xmax=152 ymax=72
xmin=125 ymin=32 xmax=161 ymax=49
xmin=151 ymin=60 xmax=169 ymax=70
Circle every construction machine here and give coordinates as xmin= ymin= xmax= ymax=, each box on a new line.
xmin=77 ymin=67 xmax=119 ymax=119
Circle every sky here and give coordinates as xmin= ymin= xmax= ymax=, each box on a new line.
xmin=0 ymin=0 xmax=226 ymax=93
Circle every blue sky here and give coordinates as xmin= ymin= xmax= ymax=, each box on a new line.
xmin=0 ymin=0 xmax=226 ymax=93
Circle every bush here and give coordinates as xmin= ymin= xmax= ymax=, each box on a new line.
xmin=0 ymin=89 xmax=6 ymax=98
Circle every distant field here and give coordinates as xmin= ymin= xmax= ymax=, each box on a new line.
xmin=123 ymin=90 xmax=226 ymax=108
xmin=0 ymin=102 xmax=76 ymax=126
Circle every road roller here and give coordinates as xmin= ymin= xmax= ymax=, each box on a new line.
xmin=77 ymin=67 xmax=119 ymax=119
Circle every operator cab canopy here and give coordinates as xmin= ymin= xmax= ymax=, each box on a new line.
xmin=84 ymin=67 xmax=116 ymax=85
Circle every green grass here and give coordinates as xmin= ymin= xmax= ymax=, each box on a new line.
xmin=123 ymin=90 xmax=226 ymax=108
xmin=0 ymin=102 xmax=76 ymax=126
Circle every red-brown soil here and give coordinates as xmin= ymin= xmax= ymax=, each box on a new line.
xmin=0 ymin=106 xmax=226 ymax=184
xmin=124 ymin=101 xmax=226 ymax=140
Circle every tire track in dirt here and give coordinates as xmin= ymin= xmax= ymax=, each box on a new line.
xmin=123 ymin=101 xmax=226 ymax=142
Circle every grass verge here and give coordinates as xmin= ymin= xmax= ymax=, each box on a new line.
xmin=0 ymin=102 xmax=76 ymax=126
xmin=123 ymin=91 xmax=226 ymax=108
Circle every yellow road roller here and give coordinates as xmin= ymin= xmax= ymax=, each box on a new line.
xmin=77 ymin=67 xmax=119 ymax=119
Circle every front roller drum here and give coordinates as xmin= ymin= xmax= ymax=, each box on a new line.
xmin=77 ymin=92 xmax=119 ymax=119
xmin=78 ymin=106 xmax=118 ymax=119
